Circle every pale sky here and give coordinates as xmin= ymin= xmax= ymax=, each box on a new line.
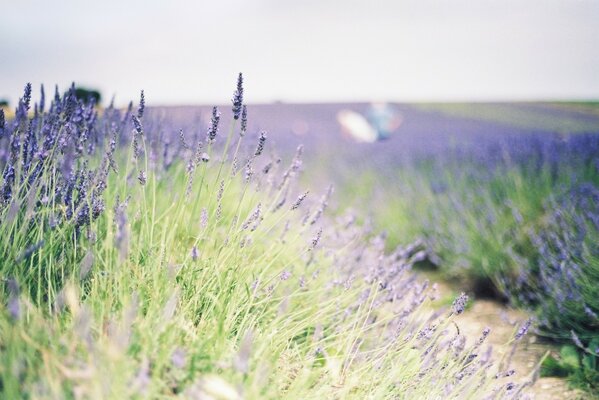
xmin=1 ymin=0 xmax=598 ymax=106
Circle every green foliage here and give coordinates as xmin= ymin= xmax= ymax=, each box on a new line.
xmin=542 ymin=343 xmax=599 ymax=394
xmin=74 ymin=87 xmax=101 ymax=104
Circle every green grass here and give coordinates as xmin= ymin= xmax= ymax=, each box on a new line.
xmin=0 ymin=100 xmax=529 ymax=398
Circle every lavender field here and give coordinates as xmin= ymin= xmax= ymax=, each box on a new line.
xmin=141 ymin=100 xmax=599 ymax=397
xmin=1 ymin=80 xmax=597 ymax=399
xmin=2 ymin=1 xmax=599 ymax=399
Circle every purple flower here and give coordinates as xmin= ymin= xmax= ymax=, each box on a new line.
xmin=514 ymin=318 xmax=532 ymax=340
xmin=132 ymin=115 xmax=143 ymax=135
xmin=451 ymin=292 xmax=468 ymax=315
xmin=280 ymin=270 xmax=292 ymax=281
xmin=39 ymin=84 xmax=45 ymax=112
xmin=232 ymin=72 xmax=243 ymax=120
xmin=137 ymin=90 xmax=145 ymax=119
xmin=23 ymin=82 xmax=32 ymax=111
xmin=570 ymin=330 xmax=584 ymax=349
xmin=240 ymin=105 xmax=248 ymax=135
xmin=0 ymin=108 xmax=5 ymax=137
xmin=200 ymin=208 xmax=208 ymax=229
xmin=207 ymin=106 xmax=220 ymax=142
xmin=138 ymin=170 xmax=147 ymax=186
xmin=254 ymin=131 xmax=267 ymax=157
xmin=291 ymin=191 xmax=309 ymax=210
xmin=310 ymin=228 xmax=322 ymax=250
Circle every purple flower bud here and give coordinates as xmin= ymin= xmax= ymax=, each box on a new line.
xmin=191 ymin=246 xmax=199 ymax=261
xmin=254 ymin=131 xmax=267 ymax=157
xmin=232 ymin=73 xmax=243 ymax=120
xmin=451 ymin=292 xmax=468 ymax=315
xmin=23 ymin=82 xmax=32 ymax=111
xmin=514 ymin=318 xmax=532 ymax=340
xmin=200 ymin=208 xmax=208 ymax=229
xmin=207 ymin=106 xmax=220 ymax=142
xmin=0 ymin=108 xmax=5 ymax=137
xmin=138 ymin=170 xmax=147 ymax=186
xmin=291 ymin=191 xmax=309 ymax=210
xmin=240 ymin=105 xmax=248 ymax=135
xmin=137 ymin=90 xmax=145 ymax=119
xmin=571 ymin=330 xmax=584 ymax=349
xmin=280 ymin=270 xmax=292 ymax=280
xmin=310 ymin=228 xmax=322 ymax=250
xmin=132 ymin=115 xmax=143 ymax=135
xmin=39 ymin=84 xmax=45 ymax=112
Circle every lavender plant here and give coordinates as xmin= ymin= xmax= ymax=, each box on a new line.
xmin=0 ymin=79 xmax=532 ymax=399
xmin=331 ymin=132 xmax=599 ymax=391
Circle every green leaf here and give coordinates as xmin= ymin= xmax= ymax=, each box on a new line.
xmin=541 ymin=355 xmax=569 ymax=377
xmin=560 ymin=345 xmax=581 ymax=371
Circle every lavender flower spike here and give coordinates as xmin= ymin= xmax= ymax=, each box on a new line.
xmin=132 ymin=115 xmax=143 ymax=135
xmin=514 ymin=318 xmax=532 ymax=340
xmin=137 ymin=90 xmax=145 ymax=119
xmin=23 ymin=82 xmax=32 ymax=111
xmin=39 ymin=84 xmax=46 ymax=112
xmin=291 ymin=191 xmax=309 ymax=210
xmin=254 ymin=131 xmax=267 ymax=156
xmin=138 ymin=170 xmax=147 ymax=186
xmin=232 ymin=72 xmax=244 ymax=120
xmin=452 ymin=292 xmax=468 ymax=315
xmin=240 ymin=105 xmax=248 ymax=136
xmin=0 ymin=109 xmax=5 ymax=137
xmin=207 ymin=106 xmax=221 ymax=142
xmin=570 ymin=330 xmax=584 ymax=349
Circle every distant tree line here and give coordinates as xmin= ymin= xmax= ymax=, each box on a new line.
xmin=74 ymin=87 xmax=101 ymax=104
xmin=0 ymin=87 xmax=102 ymax=109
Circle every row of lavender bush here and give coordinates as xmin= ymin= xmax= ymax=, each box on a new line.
xmin=331 ymin=128 xmax=599 ymax=391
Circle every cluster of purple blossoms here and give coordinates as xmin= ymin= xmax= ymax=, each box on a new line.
xmin=0 ymin=83 xmax=118 ymax=230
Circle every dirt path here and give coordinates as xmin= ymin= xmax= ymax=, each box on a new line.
xmin=423 ymin=274 xmax=585 ymax=399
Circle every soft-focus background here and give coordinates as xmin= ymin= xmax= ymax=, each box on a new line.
xmin=2 ymin=0 xmax=599 ymax=105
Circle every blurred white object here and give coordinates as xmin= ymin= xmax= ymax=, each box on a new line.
xmin=367 ymin=102 xmax=402 ymax=140
xmin=337 ymin=109 xmax=378 ymax=143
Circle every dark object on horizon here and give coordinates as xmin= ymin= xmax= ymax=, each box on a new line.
xmin=0 ymin=99 xmax=9 ymax=107
xmin=74 ymin=87 xmax=101 ymax=104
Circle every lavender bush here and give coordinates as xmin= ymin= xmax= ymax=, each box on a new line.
xmin=0 ymin=80 xmax=533 ymax=398
xmin=332 ymin=131 xmax=599 ymax=391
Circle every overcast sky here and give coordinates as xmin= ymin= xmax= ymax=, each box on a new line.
xmin=1 ymin=0 xmax=598 ymax=106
